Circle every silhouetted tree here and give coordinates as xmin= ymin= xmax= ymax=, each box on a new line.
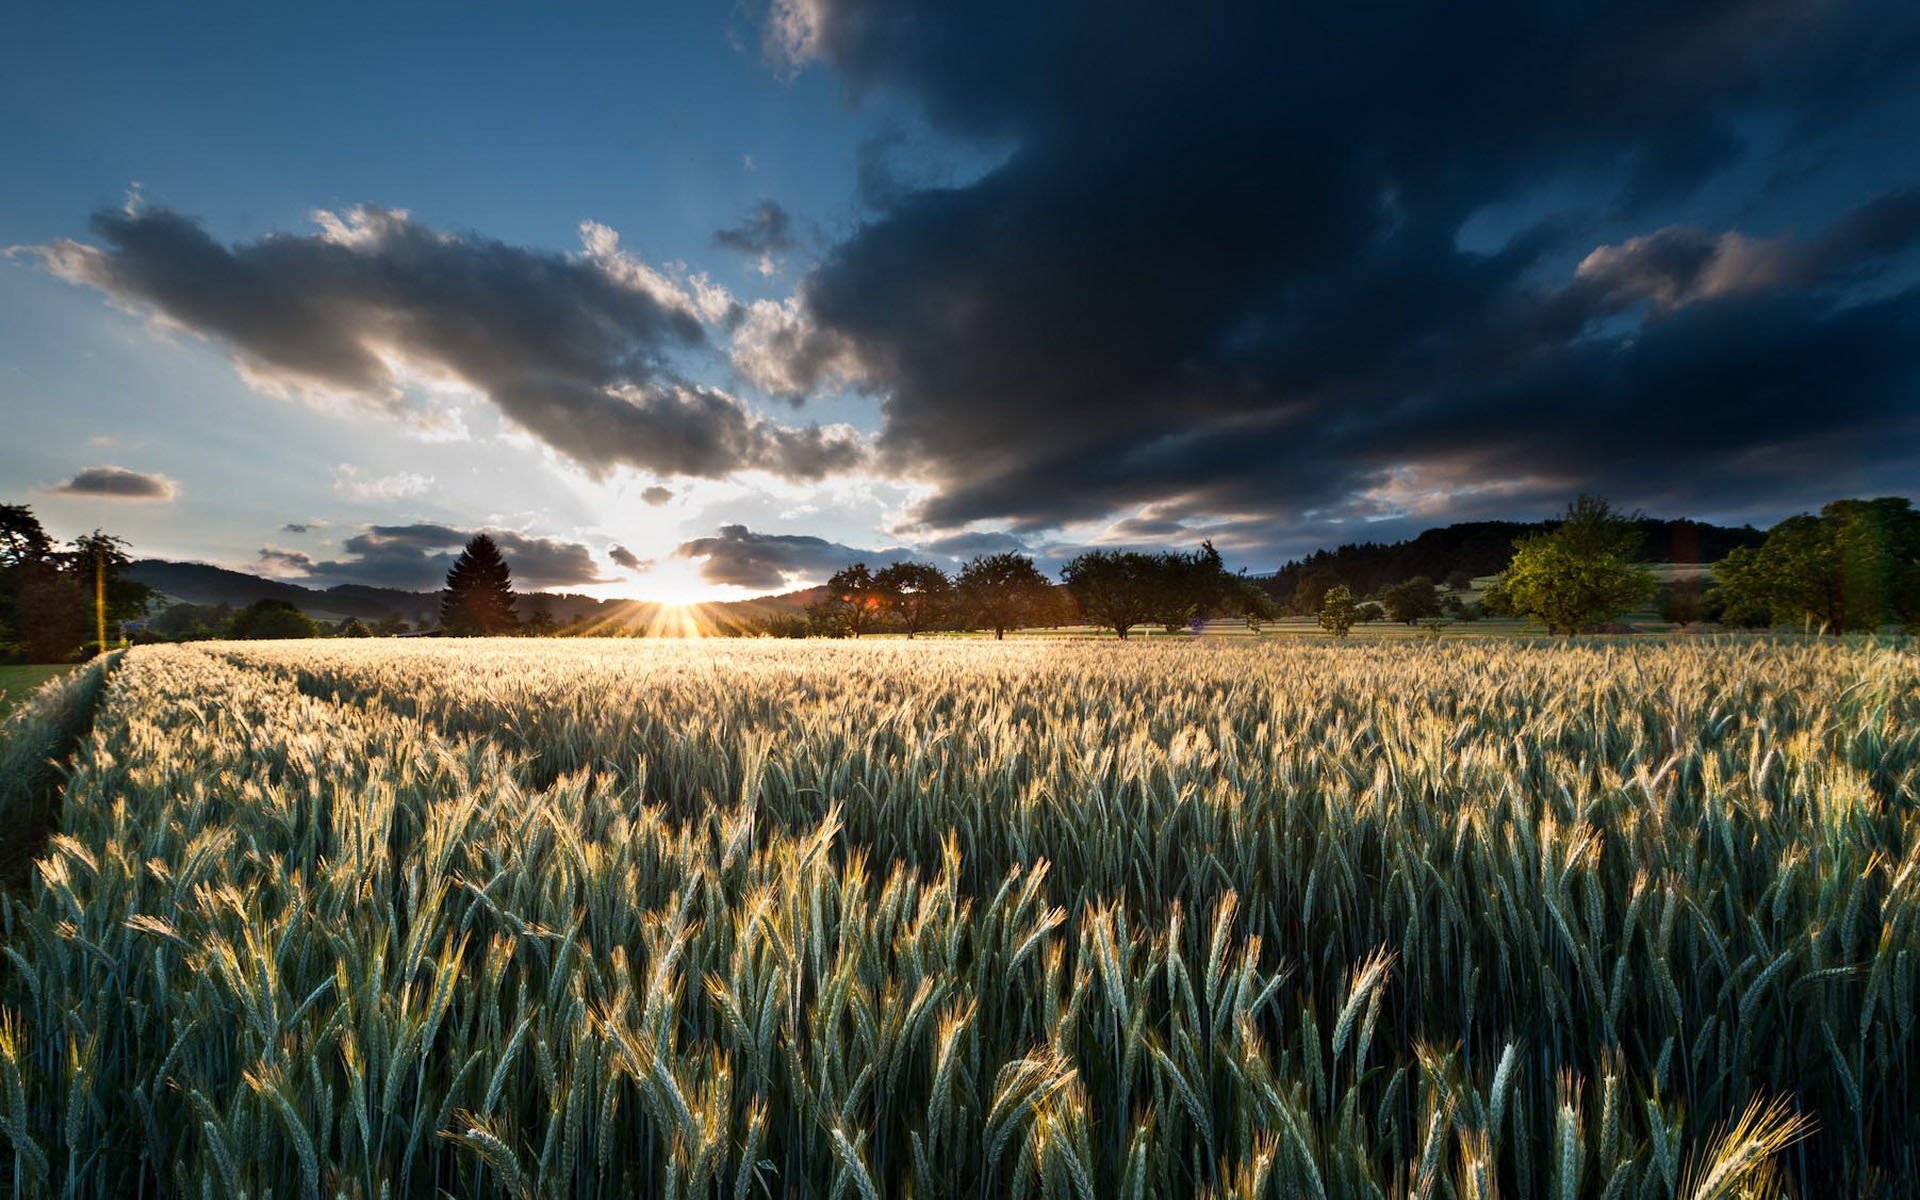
xmin=1291 ymin=567 xmax=1344 ymax=616
xmin=65 ymin=529 xmax=154 ymax=647
xmin=824 ymin=564 xmax=888 ymax=637
xmin=957 ymin=553 xmax=1054 ymax=639
xmin=874 ymin=562 xmax=952 ymax=638
xmin=1060 ymin=551 xmax=1162 ymax=639
xmin=1150 ymin=542 xmax=1233 ymax=632
xmin=337 ymin=617 xmax=373 ymax=637
xmin=441 ymin=534 xmax=520 ymax=636
xmin=374 ymin=612 xmax=412 ymax=636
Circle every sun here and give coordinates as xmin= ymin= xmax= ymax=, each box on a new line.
xmin=642 ymin=601 xmax=711 ymax=638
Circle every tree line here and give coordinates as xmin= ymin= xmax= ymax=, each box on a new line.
xmin=9 ymin=495 xmax=1914 ymax=658
xmin=798 ymin=543 xmax=1275 ymax=640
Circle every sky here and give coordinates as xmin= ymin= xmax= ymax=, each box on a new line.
xmin=3 ymin=0 xmax=1917 ymax=602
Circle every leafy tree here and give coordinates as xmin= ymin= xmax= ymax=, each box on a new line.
xmin=1060 ymin=551 xmax=1162 ymax=639
xmin=1495 ymin=495 xmax=1656 ymax=635
xmin=65 ymin=530 xmax=155 ymax=644
xmin=1318 ymin=584 xmax=1359 ymax=637
xmin=16 ymin=568 xmax=85 ymax=660
xmin=1355 ymin=601 xmax=1386 ymax=624
xmin=1380 ymin=576 xmax=1441 ymax=624
xmin=874 ymin=561 xmax=952 ymax=638
xmin=825 ymin=564 xmax=888 ymax=637
xmin=523 ymin=611 xmax=558 ymax=637
xmin=1 ymin=505 xmax=60 ymax=658
xmin=1714 ymin=498 xmax=1920 ymax=633
xmin=1223 ymin=576 xmax=1277 ymax=631
xmin=374 ymin=612 xmax=412 ymax=636
xmin=1444 ymin=570 xmax=1476 ymax=592
xmin=1149 ymin=542 xmax=1236 ymax=632
xmin=1657 ymin=578 xmax=1706 ymax=627
xmin=1291 ymin=567 xmax=1344 ymax=616
xmin=805 ymin=598 xmax=853 ymax=637
xmin=440 ymin=534 xmax=521 ymax=636
xmin=956 ymin=553 xmax=1053 ymax=639
xmin=336 ymin=617 xmax=373 ymax=637
xmin=0 ymin=505 xmax=55 ymax=567
xmin=227 ymin=599 xmax=318 ymax=640
xmin=144 ymin=601 xmax=232 ymax=641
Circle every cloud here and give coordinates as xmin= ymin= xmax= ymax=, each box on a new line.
xmin=1575 ymin=190 xmax=1920 ymax=311
xmin=729 ymin=296 xmax=869 ymax=401
xmin=714 ymin=200 xmax=800 ymax=274
xmin=26 ymin=205 xmax=867 ymax=482
xmin=277 ymin=523 xmax=609 ymax=590
xmin=257 ymin=546 xmax=316 ymax=574
xmin=281 ymin=522 xmax=313 ymax=534
xmin=754 ymin=0 xmax=1920 ymax=542
xmin=674 ymin=523 xmax=912 ymax=589
xmin=48 ymin=465 xmax=178 ymax=500
xmin=332 ymin=466 xmax=434 ymax=502
xmin=641 ymin=485 xmax=674 ymax=506
xmin=918 ymin=529 xmax=1029 ymax=559
xmin=607 ymin=544 xmax=653 ymax=572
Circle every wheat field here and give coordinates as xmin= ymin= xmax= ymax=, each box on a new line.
xmin=0 ymin=637 xmax=1915 ymax=1198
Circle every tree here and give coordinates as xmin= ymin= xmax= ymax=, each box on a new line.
xmin=1355 ymin=601 xmax=1386 ymax=624
xmin=374 ymin=612 xmax=412 ymax=637
xmin=1657 ymin=578 xmax=1706 ymax=627
xmin=1291 ymin=567 xmax=1344 ymax=616
xmin=1714 ymin=498 xmax=1920 ymax=633
xmin=1 ymin=505 xmax=61 ymax=658
xmin=441 ymin=534 xmax=520 ymax=636
xmin=805 ymin=597 xmax=853 ymax=637
xmin=227 ymin=599 xmax=318 ymax=640
xmin=16 ymin=568 xmax=85 ymax=660
xmin=337 ymin=617 xmax=373 ymax=637
xmin=65 ymin=529 xmax=155 ymax=647
xmin=1148 ymin=542 xmax=1235 ymax=632
xmin=1495 ymin=495 xmax=1656 ymax=635
xmin=1060 ymin=551 xmax=1162 ymax=639
xmin=873 ymin=562 xmax=952 ymax=638
xmin=1318 ymin=585 xmax=1360 ymax=637
xmin=0 ymin=505 xmax=55 ymax=568
xmin=1223 ymin=575 xmax=1277 ymax=631
xmin=956 ymin=553 xmax=1053 ymax=639
xmin=824 ymin=564 xmax=888 ymax=637
xmin=1379 ymin=576 xmax=1441 ymax=624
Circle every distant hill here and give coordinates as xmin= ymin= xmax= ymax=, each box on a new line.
xmin=126 ymin=559 xmax=821 ymax=631
xmin=1262 ymin=517 xmax=1765 ymax=602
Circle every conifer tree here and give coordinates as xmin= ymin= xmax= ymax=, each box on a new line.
xmin=440 ymin=534 xmax=520 ymax=636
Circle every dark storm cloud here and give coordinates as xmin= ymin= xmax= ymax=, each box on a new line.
xmin=28 ymin=206 xmax=865 ymax=481
xmin=674 ymin=523 xmax=912 ymax=588
xmin=763 ymin=0 xmax=1920 ymax=545
xmin=714 ymin=200 xmax=799 ymax=261
xmin=279 ymin=523 xmax=609 ymax=589
xmin=48 ymin=465 xmax=178 ymax=500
